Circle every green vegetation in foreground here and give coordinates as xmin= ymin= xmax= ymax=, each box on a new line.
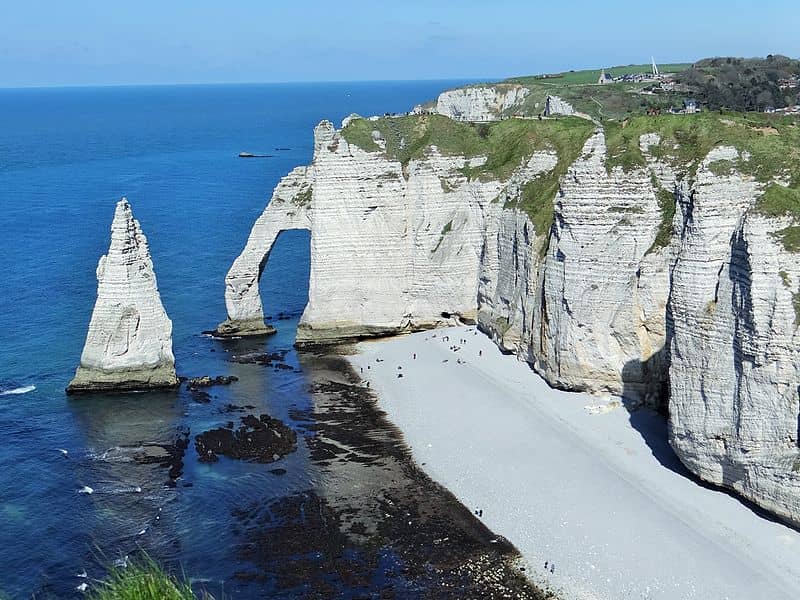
xmin=88 ymin=555 xmax=197 ymax=600
xmin=342 ymin=114 xmax=595 ymax=235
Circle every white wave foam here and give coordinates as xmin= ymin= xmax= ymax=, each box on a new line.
xmin=0 ymin=385 xmax=36 ymax=396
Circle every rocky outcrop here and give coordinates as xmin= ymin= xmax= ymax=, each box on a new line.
xmin=534 ymin=131 xmax=671 ymax=400
xmin=217 ymin=166 xmax=312 ymax=336
xmin=68 ymin=199 xmax=178 ymax=393
xmin=195 ymin=414 xmax=297 ymax=463
xmin=225 ymin=118 xmax=675 ymax=391
xmin=668 ymin=149 xmax=800 ymax=525
xmin=435 ymin=84 xmax=529 ymax=121
xmin=544 ymin=95 xmax=575 ymax=117
xmin=223 ymin=106 xmax=800 ymax=525
xmin=221 ymin=119 xmax=557 ymax=344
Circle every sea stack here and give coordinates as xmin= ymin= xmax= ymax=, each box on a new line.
xmin=67 ymin=198 xmax=178 ymax=393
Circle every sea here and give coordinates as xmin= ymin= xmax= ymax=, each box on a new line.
xmin=0 ymin=80 xmax=479 ymax=598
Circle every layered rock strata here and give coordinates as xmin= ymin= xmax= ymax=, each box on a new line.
xmin=67 ymin=198 xmax=178 ymax=393
xmin=668 ymin=148 xmax=800 ymax=525
xmin=434 ymin=84 xmax=529 ymax=121
xmin=544 ymin=95 xmax=575 ymax=117
xmin=224 ymin=111 xmax=800 ymax=526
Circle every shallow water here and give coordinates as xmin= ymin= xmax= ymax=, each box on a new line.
xmin=0 ymin=80 xmax=493 ymax=598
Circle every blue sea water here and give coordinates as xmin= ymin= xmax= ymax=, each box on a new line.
xmin=0 ymin=80 xmax=470 ymax=598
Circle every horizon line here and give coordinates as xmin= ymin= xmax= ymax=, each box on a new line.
xmin=0 ymin=59 xmax=698 ymax=91
xmin=0 ymin=76 xmax=501 ymax=92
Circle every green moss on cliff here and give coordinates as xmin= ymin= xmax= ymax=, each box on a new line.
xmin=646 ymin=187 xmax=678 ymax=254
xmin=340 ymin=118 xmax=381 ymax=152
xmin=773 ymin=226 xmax=800 ymax=253
xmin=516 ymin=119 xmax=596 ymax=236
xmin=294 ymin=184 xmax=313 ymax=206
xmin=432 ymin=220 xmax=454 ymax=253
xmin=793 ymin=291 xmax=800 ymax=327
xmin=341 ymin=114 xmax=594 ymax=235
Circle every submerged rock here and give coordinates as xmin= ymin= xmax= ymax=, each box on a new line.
xmin=186 ymin=375 xmax=239 ymax=390
xmin=67 ymin=198 xmax=178 ymax=393
xmin=195 ymin=414 xmax=297 ymax=463
xmin=229 ymin=350 xmax=288 ymax=366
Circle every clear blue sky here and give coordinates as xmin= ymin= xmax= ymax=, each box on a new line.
xmin=1 ymin=0 xmax=797 ymax=87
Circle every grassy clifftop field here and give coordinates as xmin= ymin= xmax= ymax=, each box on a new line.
xmin=500 ymin=55 xmax=800 ymax=120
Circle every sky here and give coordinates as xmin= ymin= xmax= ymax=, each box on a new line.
xmin=1 ymin=0 xmax=798 ymax=88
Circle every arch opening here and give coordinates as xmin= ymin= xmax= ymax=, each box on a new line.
xmin=258 ymin=228 xmax=311 ymax=329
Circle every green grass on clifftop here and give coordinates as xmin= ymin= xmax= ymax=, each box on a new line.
xmin=341 ymin=114 xmax=595 ymax=235
xmin=604 ymin=112 xmax=800 ymax=184
xmin=603 ymin=111 xmax=800 ymax=251
xmin=756 ymin=183 xmax=800 ymax=219
xmin=507 ymin=63 xmax=691 ymax=86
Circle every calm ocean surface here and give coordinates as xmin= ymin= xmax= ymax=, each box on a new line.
xmin=0 ymin=80 xmax=472 ymax=598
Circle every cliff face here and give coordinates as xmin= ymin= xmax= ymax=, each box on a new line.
xmin=478 ymin=131 xmax=673 ymax=401
xmin=221 ymin=118 xmax=555 ymax=343
xmin=297 ymin=121 xmax=503 ymax=343
xmin=434 ymin=84 xmax=529 ymax=121
xmin=68 ymin=199 xmax=178 ymax=392
xmin=668 ymin=148 xmax=800 ymax=524
xmin=222 ymin=109 xmax=800 ymax=526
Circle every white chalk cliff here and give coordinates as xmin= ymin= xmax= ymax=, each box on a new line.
xmin=68 ymin=199 xmax=177 ymax=392
xmin=544 ymin=95 xmax=575 ymax=117
xmin=222 ymin=102 xmax=800 ymax=526
xmin=668 ymin=149 xmax=800 ymax=526
xmin=434 ymin=84 xmax=529 ymax=121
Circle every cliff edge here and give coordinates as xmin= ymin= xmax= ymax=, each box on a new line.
xmin=221 ymin=89 xmax=800 ymax=526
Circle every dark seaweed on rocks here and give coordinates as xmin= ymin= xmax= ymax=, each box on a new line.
xmin=229 ymin=349 xmax=289 ymax=366
xmin=131 ymin=426 xmax=190 ymax=484
xmin=229 ymin=350 xmax=547 ymax=599
xmin=195 ymin=414 xmax=297 ymax=463
xmin=186 ymin=375 xmax=239 ymax=389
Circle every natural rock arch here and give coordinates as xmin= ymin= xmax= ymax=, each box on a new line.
xmin=217 ymin=166 xmax=312 ymax=336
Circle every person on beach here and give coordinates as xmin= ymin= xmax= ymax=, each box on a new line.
xmin=413 ymin=353 xmax=416 ymax=359
xmin=479 ymin=350 xmax=482 ymax=357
